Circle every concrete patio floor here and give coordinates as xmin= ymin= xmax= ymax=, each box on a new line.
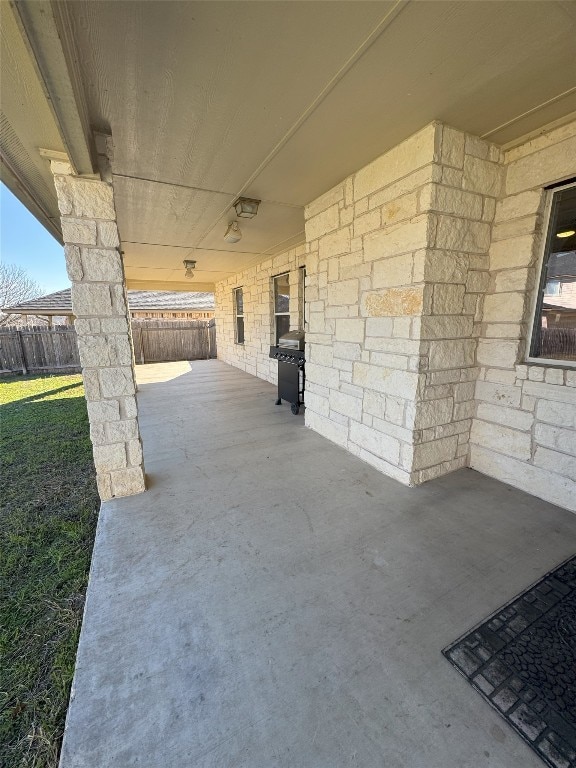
xmin=60 ymin=360 xmax=576 ymax=768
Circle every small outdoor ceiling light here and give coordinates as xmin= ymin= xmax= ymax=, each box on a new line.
xmin=556 ymin=229 xmax=575 ymax=238
xmin=233 ymin=197 xmax=260 ymax=218
xmin=224 ymin=221 xmax=242 ymax=243
xmin=183 ymin=259 xmax=196 ymax=279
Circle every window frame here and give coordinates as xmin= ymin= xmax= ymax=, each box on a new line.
xmin=273 ymin=272 xmax=291 ymax=345
xmin=233 ymin=287 xmax=244 ymax=345
xmin=526 ymin=179 xmax=576 ymax=369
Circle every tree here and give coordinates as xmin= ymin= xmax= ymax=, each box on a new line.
xmin=0 ymin=263 xmax=42 ymax=326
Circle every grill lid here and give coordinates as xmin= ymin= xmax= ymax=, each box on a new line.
xmin=278 ymin=330 xmax=305 ymax=350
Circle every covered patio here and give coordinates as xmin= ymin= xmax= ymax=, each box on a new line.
xmin=60 ymin=360 xmax=576 ymax=767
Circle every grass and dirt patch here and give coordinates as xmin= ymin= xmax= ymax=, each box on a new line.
xmin=0 ymin=374 xmax=99 ymax=768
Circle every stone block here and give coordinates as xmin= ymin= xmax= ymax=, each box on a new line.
xmin=380 ymin=192 xmax=419 ymax=227
xmin=432 ymin=284 xmax=465 ymax=315
xmin=121 ymin=396 xmax=138 ymax=419
xmin=96 ymin=473 xmax=113 ymax=501
xmin=364 ymin=215 xmax=429 ymax=261
xmin=305 ymin=184 xmax=344 ymax=219
xmin=100 ymin=317 xmax=129 ymax=334
xmin=466 ymin=271 xmax=490 ymax=293
xmin=470 ymin=444 xmax=576 ymax=513
xmin=544 ymin=368 xmax=564 ymax=386
xmin=412 ymin=436 xmax=458 ymax=470
xmin=304 ymin=391 xmax=330 ymax=417
xmin=423 ymin=251 xmax=468 ymax=283
xmin=110 ymin=466 xmax=146 ymax=497
xmin=86 ymin=399 xmax=120 ymax=422
xmin=441 ymin=126 xmax=465 ymax=168
xmin=62 ymin=218 xmax=97 ymax=245
xmin=414 ymin=398 xmax=454 ymax=429
xmin=465 ymin=134 xmax=493 ymax=160
xmin=462 ymin=155 xmax=503 ymax=197
xmin=93 ymin=442 xmax=127 ymax=472
xmin=69 ymin=177 xmax=116 ymax=219
xmin=495 ymin=190 xmax=543 ymax=222
xmin=64 ymin=245 xmax=83 ymax=281
xmin=330 ymin=390 xmax=363 ymax=421
xmin=98 ymin=221 xmax=120 ymax=248
xmin=434 ymin=215 xmax=491 ymax=254
xmin=534 ymin=423 xmax=576 ymax=454
xmin=353 ymin=209 xmax=381 ymax=237
xmin=333 ymin=341 xmax=362 ymax=361
xmin=491 ymin=215 xmax=539 ymax=242
xmin=319 ymin=228 xmax=351 ymax=259
xmin=534 ymin=447 xmax=576 ymax=481
xmin=476 ymin=339 xmax=519 ymax=368
xmin=470 ymin=420 xmax=531 ymax=460
xmin=536 ymin=399 xmax=576 ymax=429
xmin=352 ymin=363 xmax=419 ymax=398
xmin=126 ymin=439 xmax=143 ymax=467
xmin=327 ymin=279 xmax=359 ymax=306
xmin=489 ymin=235 xmax=535 ymax=271
xmin=476 ymin=403 xmax=533 ymax=431
xmin=482 ymin=293 xmax=525 ymax=323
xmin=82 ymin=369 xmax=101 ymax=400
xmin=475 ymin=380 xmax=522 ymax=407
xmin=372 ymin=254 xmax=413 ymax=288
xmin=305 ymin=410 xmax=348 ymax=448
xmin=305 ymin=204 xmax=340 ymax=240
xmin=494 ymin=269 xmax=531 ymax=293
xmin=523 ymin=380 xmax=576 ymax=405
xmin=354 ymin=123 xmax=437 ymax=200
xmin=99 ymin=367 xmax=136 ymax=397
xmin=362 ymin=287 xmax=425 ymax=317
xmin=105 ymin=419 xmax=139 ymax=442
xmin=80 ymin=248 xmax=123 ymax=282
xmin=506 ymin=135 xmax=576 ymax=195
xmin=71 ymin=283 xmax=112 ymax=317
xmin=428 ymin=339 xmax=476 ymax=370
xmin=431 ymin=185 xmax=483 ymax=220
xmin=334 ymin=318 xmax=365 ymax=342
xmin=349 ymin=421 xmax=400 ymax=464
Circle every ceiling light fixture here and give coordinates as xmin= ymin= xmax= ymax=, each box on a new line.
xmin=224 ymin=221 xmax=242 ymax=243
xmin=556 ymin=229 xmax=575 ymax=238
xmin=183 ymin=259 xmax=196 ymax=279
xmin=233 ymin=197 xmax=260 ymax=218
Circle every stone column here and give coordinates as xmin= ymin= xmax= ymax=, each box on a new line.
xmin=49 ymin=157 xmax=146 ymax=500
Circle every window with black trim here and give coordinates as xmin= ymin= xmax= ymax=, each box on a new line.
xmin=530 ymin=182 xmax=576 ymax=363
xmin=273 ymin=273 xmax=290 ymax=344
xmin=234 ymin=287 xmax=244 ymax=344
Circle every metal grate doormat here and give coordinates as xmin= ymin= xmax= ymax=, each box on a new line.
xmin=443 ymin=555 xmax=576 ymax=768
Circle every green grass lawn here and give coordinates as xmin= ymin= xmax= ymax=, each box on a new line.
xmin=0 ymin=374 xmax=99 ymax=768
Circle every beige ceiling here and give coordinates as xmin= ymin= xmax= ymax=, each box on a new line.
xmin=2 ymin=1 xmax=576 ymax=289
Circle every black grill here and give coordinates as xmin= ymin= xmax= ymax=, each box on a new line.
xmin=269 ymin=332 xmax=305 ymax=415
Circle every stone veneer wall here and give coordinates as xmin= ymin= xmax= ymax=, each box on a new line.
xmin=215 ymin=119 xmax=576 ymax=509
xmin=215 ymin=245 xmax=306 ymax=383
xmin=303 ymin=122 xmax=502 ymax=484
xmin=50 ymin=149 xmax=146 ymax=501
xmin=470 ymin=120 xmax=576 ymax=512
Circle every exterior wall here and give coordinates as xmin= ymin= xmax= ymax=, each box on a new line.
xmin=303 ymin=123 xmax=502 ymax=484
xmin=214 ymin=119 xmax=576 ymax=511
xmin=50 ymin=154 xmax=146 ymax=501
xmin=470 ymin=120 xmax=576 ymax=512
xmin=215 ymin=245 xmax=306 ymax=383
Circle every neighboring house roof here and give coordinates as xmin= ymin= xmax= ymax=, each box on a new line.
xmin=2 ymin=288 xmax=215 ymax=316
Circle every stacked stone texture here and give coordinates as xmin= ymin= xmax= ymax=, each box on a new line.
xmin=470 ymin=120 xmax=576 ymax=512
xmin=215 ymin=246 xmax=306 ymax=382
xmin=50 ymin=158 xmax=145 ymax=501
xmin=215 ymin=119 xmax=576 ymax=510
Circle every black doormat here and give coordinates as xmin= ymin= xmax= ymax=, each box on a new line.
xmin=442 ymin=555 xmax=576 ymax=768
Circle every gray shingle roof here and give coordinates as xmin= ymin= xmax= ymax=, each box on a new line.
xmin=3 ymin=288 xmax=215 ymax=315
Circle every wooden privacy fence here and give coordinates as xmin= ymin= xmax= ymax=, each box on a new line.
xmin=539 ymin=327 xmax=576 ymax=360
xmin=0 ymin=319 xmax=217 ymax=374
xmin=131 ymin=319 xmax=217 ymax=364
xmin=0 ymin=326 xmax=80 ymax=374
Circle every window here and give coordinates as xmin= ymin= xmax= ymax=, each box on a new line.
xmin=530 ymin=181 xmax=576 ymax=363
xmin=234 ymin=287 xmax=244 ymax=344
xmin=273 ymin=273 xmax=291 ymax=344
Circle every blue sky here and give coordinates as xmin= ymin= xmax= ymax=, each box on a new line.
xmin=1 ymin=182 xmax=70 ymax=294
